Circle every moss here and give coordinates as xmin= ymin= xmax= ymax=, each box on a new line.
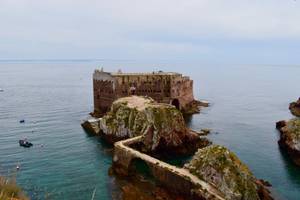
xmin=185 ymin=145 xmax=259 ymax=200
xmin=100 ymin=96 xmax=190 ymax=151
xmin=280 ymin=118 xmax=300 ymax=153
xmin=285 ymin=118 xmax=300 ymax=136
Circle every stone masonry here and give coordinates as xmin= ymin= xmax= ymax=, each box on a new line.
xmin=93 ymin=68 xmax=195 ymax=116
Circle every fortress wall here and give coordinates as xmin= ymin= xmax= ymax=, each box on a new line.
xmin=113 ymin=139 xmax=194 ymax=196
xmin=149 ymin=164 xmax=196 ymax=196
xmin=93 ymin=71 xmax=116 ymax=114
xmin=93 ymin=70 xmax=196 ymax=115
xmin=170 ymin=76 xmax=194 ymax=108
xmin=113 ymin=74 xmax=173 ymax=102
xmin=113 ymin=137 xmax=224 ymax=200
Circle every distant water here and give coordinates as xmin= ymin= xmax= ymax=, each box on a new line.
xmin=0 ymin=61 xmax=300 ymax=200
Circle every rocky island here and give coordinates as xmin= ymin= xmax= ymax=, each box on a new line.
xmin=276 ymin=98 xmax=300 ymax=166
xmin=83 ymin=95 xmax=274 ymax=200
xmin=185 ymin=145 xmax=273 ymax=200
xmin=92 ymin=69 xmax=208 ymax=117
xmin=84 ymin=96 xmax=209 ymax=156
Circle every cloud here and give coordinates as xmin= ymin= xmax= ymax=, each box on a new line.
xmin=0 ymin=0 xmax=299 ymax=62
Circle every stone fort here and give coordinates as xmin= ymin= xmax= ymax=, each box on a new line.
xmin=93 ymin=68 xmax=197 ymax=116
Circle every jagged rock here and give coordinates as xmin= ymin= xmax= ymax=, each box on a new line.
xmin=99 ymin=96 xmax=206 ymax=154
xmin=182 ymin=100 xmax=209 ymax=114
xmin=81 ymin=118 xmax=101 ymax=134
xmin=276 ymin=118 xmax=300 ymax=166
xmin=289 ymin=98 xmax=300 ymax=117
xmin=184 ymin=145 xmax=273 ymax=200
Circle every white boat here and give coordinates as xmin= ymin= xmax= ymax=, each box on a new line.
xmin=0 ymin=88 xmax=3 ymax=92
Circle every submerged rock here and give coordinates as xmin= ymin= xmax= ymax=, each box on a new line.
xmin=184 ymin=145 xmax=272 ymax=200
xmin=276 ymin=118 xmax=300 ymax=166
xmin=289 ymin=98 xmax=300 ymax=117
xmin=99 ymin=96 xmax=206 ymax=154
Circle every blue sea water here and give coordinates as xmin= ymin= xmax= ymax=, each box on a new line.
xmin=0 ymin=61 xmax=299 ymax=200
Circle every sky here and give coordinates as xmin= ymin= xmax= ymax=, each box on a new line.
xmin=0 ymin=0 xmax=300 ymax=64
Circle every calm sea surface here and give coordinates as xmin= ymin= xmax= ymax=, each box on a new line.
xmin=0 ymin=61 xmax=299 ymax=200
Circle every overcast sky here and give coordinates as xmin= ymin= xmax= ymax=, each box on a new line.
xmin=0 ymin=0 xmax=299 ymax=64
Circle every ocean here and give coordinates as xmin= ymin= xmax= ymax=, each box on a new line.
xmin=0 ymin=61 xmax=299 ymax=200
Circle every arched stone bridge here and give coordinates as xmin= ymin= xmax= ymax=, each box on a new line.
xmin=113 ymin=136 xmax=225 ymax=200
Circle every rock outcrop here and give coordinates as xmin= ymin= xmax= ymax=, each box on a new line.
xmin=289 ymin=98 xmax=300 ymax=117
xmin=99 ymin=96 xmax=207 ymax=154
xmin=276 ymin=118 xmax=300 ymax=166
xmin=81 ymin=118 xmax=101 ymax=134
xmin=184 ymin=145 xmax=273 ymax=200
xmin=182 ymin=100 xmax=209 ymax=114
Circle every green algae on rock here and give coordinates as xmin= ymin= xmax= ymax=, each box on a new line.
xmin=276 ymin=118 xmax=300 ymax=166
xmin=99 ymin=96 xmax=206 ymax=154
xmin=99 ymin=96 xmax=155 ymax=143
xmin=184 ymin=145 xmax=261 ymax=200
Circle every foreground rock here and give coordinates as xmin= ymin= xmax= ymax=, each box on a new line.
xmin=99 ymin=96 xmax=208 ymax=154
xmin=184 ymin=145 xmax=273 ymax=200
xmin=81 ymin=118 xmax=101 ymax=134
xmin=289 ymin=98 xmax=300 ymax=117
xmin=276 ymin=118 xmax=300 ymax=166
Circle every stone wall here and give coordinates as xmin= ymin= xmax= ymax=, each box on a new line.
xmin=93 ymin=69 xmax=196 ymax=116
xmin=112 ymin=136 xmax=225 ymax=200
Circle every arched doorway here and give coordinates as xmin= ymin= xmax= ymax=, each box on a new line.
xmin=129 ymin=86 xmax=136 ymax=95
xmin=171 ymin=99 xmax=180 ymax=110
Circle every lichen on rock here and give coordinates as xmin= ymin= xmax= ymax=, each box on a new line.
xmin=289 ymin=98 xmax=300 ymax=117
xmin=99 ymin=96 xmax=205 ymax=154
xmin=184 ymin=145 xmax=261 ymax=200
xmin=99 ymin=96 xmax=154 ymax=143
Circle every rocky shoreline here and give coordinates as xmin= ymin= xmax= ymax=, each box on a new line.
xmin=83 ymin=95 xmax=274 ymax=200
xmin=276 ymin=119 xmax=300 ymax=166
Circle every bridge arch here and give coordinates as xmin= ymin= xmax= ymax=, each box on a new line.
xmin=128 ymin=158 xmax=153 ymax=179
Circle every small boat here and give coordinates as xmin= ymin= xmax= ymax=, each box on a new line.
xmin=0 ymin=88 xmax=3 ymax=92
xmin=19 ymin=119 xmax=25 ymax=123
xmin=19 ymin=140 xmax=33 ymax=148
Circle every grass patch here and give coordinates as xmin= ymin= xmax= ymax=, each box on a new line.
xmin=0 ymin=176 xmax=29 ymax=200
